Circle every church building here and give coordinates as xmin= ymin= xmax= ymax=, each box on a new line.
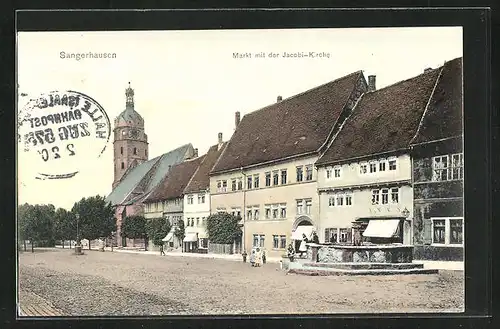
xmin=106 ymin=83 xmax=195 ymax=247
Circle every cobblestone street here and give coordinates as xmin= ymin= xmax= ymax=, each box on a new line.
xmin=18 ymin=249 xmax=464 ymax=316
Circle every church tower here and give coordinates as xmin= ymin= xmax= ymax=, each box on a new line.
xmin=112 ymin=83 xmax=149 ymax=189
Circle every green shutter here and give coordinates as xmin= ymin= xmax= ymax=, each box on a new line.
xmin=422 ymin=219 xmax=432 ymax=245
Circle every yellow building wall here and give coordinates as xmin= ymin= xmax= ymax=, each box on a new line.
xmin=210 ymin=155 xmax=320 ymax=257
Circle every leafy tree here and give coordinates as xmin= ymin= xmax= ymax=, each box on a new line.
xmin=206 ymin=212 xmax=242 ymax=244
xmin=121 ymin=215 xmax=148 ymax=249
xmin=174 ymin=218 xmax=185 ymax=245
xmin=54 ymin=208 xmax=76 ymax=248
xmin=145 ymin=217 xmax=172 ymax=246
xmin=18 ymin=203 xmax=56 ymax=251
xmin=72 ymin=195 xmax=116 ymax=250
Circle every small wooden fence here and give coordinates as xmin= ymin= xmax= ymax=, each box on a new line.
xmin=209 ymin=243 xmax=233 ymax=254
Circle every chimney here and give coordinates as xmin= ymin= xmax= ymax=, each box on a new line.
xmin=193 ymin=148 xmax=198 ymax=158
xmin=277 ymin=95 xmax=282 ymax=102
xmin=424 ymin=67 xmax=433 ymax=73
xmin=368 ymin=75 xmax=376 ymax=92
xmin=235 ymin=111 xmax=241 ymax=128
xmin=218 ymin=132 xmax=223 ymax=144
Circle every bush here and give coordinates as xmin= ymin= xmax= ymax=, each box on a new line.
xmin=206 ymin=212 xmax=242 ymax=244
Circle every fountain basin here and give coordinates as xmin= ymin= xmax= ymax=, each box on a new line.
xmin=312 ymin=244 xmax=414 ymax=264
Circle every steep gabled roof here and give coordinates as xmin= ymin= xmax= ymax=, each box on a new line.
xmin=184 ymin=142 xmax=227 ymax=194
xmin=316 ymin=67 xmax=442 ymax=166
xmin=211 ymin=71 xmax=365 ymax=174
xmin=410 ymin=57 xmax=463 ymax=145
xmin=105 ymin=144 xmax=193 ymax=206
xmin=144 ymin=156 xmax=205 ymax=203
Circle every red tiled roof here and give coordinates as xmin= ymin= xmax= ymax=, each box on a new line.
xmin=211 ymin=71 xmax=365 ymax=173
xmin=316 ymin=68 xmax=442 ymax=165
xmin=184 ymin=142 xmax=227 ymax=194
xmin=411 ymin=57 xmax=463 ymax=145
xmin=143 ymin=156 xmax=205 ymax=202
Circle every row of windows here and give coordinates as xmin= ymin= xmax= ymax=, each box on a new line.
xmin=328 ymin=193 xmax=353 ymax=207
xmin=360 ymin=158 xmax=397 ymax=175
xmin=119 ymin=146 xmax=147 ymax=156
xmin=253 ymin=234 xmax=287 ymax=249
xmin=185 ymin=216 xmax=207 ymax=227
xmin=164 ymin=215 xmax=182 ymax=226
xmin=144 ymin=199 xmax=182 ymax=212
xmin=187 ymin=194 xmax=206 ymax=205
xmin=432 ymin=153 xmax=463 ymax=182
xmin=325 ymin=227 xmax=352 ymax=243
xmin=217 ymin=199 xmax=313 ymax=220
xmin=432 ymin=218 xmax=463 ymax=245
xmin=215 ymin=164 xmax=314 ymax=193
xmin=371 ymin=187 xmax=399 ymax=205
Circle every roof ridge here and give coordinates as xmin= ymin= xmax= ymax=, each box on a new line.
xmin=241 ymin=70 xmax=363 ymax=119
xmin=364 ymin=66 xmax=442 ymax=95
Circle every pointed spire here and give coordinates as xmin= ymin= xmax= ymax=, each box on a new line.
xmin=125 ymin=82 xmax=134 ymax=108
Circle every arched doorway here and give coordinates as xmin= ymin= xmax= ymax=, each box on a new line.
xmin=291 ymin=216 xmax=315 ymax=252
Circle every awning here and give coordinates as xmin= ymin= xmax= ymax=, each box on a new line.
xmin=362 ymin=219 xmax=400 ymax=238
xmin=183 ymin=233 xmax=198 ymax=242
xmin=162 ymin=232 xmax=174 ymax=242
xmin=291 ymin=225 xmax=314 ymax=240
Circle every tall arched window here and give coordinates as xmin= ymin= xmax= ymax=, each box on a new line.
xmin=120 ymin=146 xmax=123 ymax=154
xmin=145 ymin=149 xmax=147 ymax=157
xmin=134 ymin=147 xmax=137 ymax=155
xmin=121 ymin=162 xmax=124 ymax=169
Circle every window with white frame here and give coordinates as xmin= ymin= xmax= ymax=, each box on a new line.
xmin=231 ymin=179 xmax=237 ymax=191
xmin=328 ymin=196 xmax=335 ymax=207
xmin=280 ymin=203 xmax=287 ymax=218
xmin=336 ymin=194 xmax=344 ymax=206
xmin=388 ymin=157 xmax=397 ymax=171
xmin=272 ymin=204 xmax=279 ymax=219
xmin=253 ymin=206 xmax=260 ymax=220
xmin=265 ymin=172 xmax=271 ymax=186
xmin=237 ymin=178 xmax=243 ymax=190
xmin=334 ymin=166 xmax=341 ymax=178
xmin=345 ymin=193 xmax=353 ymax=206
xmin=253 ymin=234 xmax=265 ymax=247
xmin=296 ymin=166 xmax=304 ymax=182
xmin=305 ymin=165 xmax=313 ymax=181
xmin=187 ymin=195 xmax=194 ymax=204
xmin=432 ymin=153 xmax=463 ymax=181
xmin=247 ymin=176 xmax=253 ymax=189
xmin=381 ymin=188 xmax=389 ymax=204
xmin=196 ymin=217 xmax=200 ymax=226
xmin=432 ymin=218 xmax=463 ymax=245
xmin=216 ymin=207 xmax=226 ymax=213
xmin=273 ymin=171 xmax=279 ymax=185
xmin=216 ymin=180 xmax=227 ymax=192
xmin=359 ymin=163 xmax=368 ymax=175
xmin=273 ymin=235 xmax=287 ymax=249
xmin=371 ymin=189 xmax=380 ymax=205
xmin=296 ymin=200 xmax=303 ymax=215
xmin=265 ymin=205 xmax=271 ymax=219
xmin=246 ymin=207 xmax=253 ymax=220
xmin=391 ymin=188 xmax=399 ymax=203
xmin=326 ymin=168 xmax=332 ymax=179
xmin=231 ymin=207 xmax=241 ymax=218
xmin=253 ymin=174 xmax=260 ymax=188
xmin=281 ymin=169 xmax=287 ymax=185
xmin=379 ymin=159 xmax=386 ymax=172
xmin=305 ymin=199 xmax=312 ymax=214
xmin=325 ymin=227 xmax=352 ymax=243
xmin=369 ymin=162 xmax=377 ymax=173
xmin=198 ymin=194 xmax=205 ymax=204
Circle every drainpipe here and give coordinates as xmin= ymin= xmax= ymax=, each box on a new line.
xmin=409 ymin=148 xmax=414 ymax=246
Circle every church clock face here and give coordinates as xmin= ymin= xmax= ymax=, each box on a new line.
xmin=129 ymin=129 xmax=139 ymax=139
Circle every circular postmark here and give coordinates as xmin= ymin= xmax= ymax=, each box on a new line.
xmin=18 ymin=90 xmax=110 ymax=180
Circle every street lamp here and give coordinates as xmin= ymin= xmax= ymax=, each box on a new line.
xmin=76 ymin=213 xmax=80 ymax=246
